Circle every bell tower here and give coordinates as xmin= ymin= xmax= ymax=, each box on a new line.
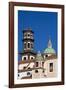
xmin=23 ymin=28 xmax=34 ymax=52
xmin=21 ymin=28 xmax=36 ymax=61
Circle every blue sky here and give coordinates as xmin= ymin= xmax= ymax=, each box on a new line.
xmin=18 ymin=10 xmax=58 ymax=60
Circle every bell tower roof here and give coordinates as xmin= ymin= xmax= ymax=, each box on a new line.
xmin=23 ymin=28 xmax=34 ymax=33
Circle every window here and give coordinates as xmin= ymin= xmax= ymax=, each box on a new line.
xmin=27 ymin=72 xmax=30 ymax=75
xmin=31 ymin=34 xmax=33 ymax=38
xmin=28 ymin=34 xmax=30 ymax=37
xmin=35 ymin=70 xmax=38 ymax=73
xmin=31 ymin=43 xmax=33 ymax=48
xmin=28 ymin=67 xmax=30 ymax=69
xmin=24 ymin=57 xmax=26 ymax=60
xmin=49 ymin=63 xmax=53 ymax=72
xmin=31 ymin=34 xmax=33 ymax=37
xmin=36 ymin=62 xmax=38 ymax=67
xmin=45 ymin=54 xmax=48 ymax=57
xmin=18 ymin=74 xmax=19 ymax=77
xmin=43 ymin=70 xmax=44 ymax=73
xmin=42 ymin=62 xmax=44 ymax=67
xmin=24 ymin=43 xmax=26 ymax=48
xmin=31 ymin=57 xmax=33 ymax=60
xmin=28 ymin=43 xmax=30 ymax=48
xmin=23 ymin=67 xmax=26 ymax=69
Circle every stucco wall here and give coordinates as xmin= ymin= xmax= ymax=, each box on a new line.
xmin=32 ymin=69 xmax=45 ymax=78
xmin=44 ymin=59 xmax=57 ymax=77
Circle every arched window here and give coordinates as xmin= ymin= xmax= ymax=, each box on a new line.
xmin=18 ymin=74 xmax=19 ymax=77
xmin=43 ymin=70 xmax=44 ymax=73
xmin=23 ymin=67 xmax=26 ymax=69
xmin=31 ymin=43 xmax=33 ymax=48
xmin=31 ymin=34 xmax=33 ymax=39
xmin=45 ymin=54 xmax=48 ymax=57
xmin=27 ymin=72 xmax=30 ymax=75
xmin=49 ymin=63 xmax=53 ymax=72
xmin=23 ymin=57 xmax=26 ymax=60
xmin=27 ymin=33 xmax=30 ymax=37
xmin=42 ymin=62 xmax=44 ymax=67
xmin=36 ymin=62 xmax=38 ymax=67
xmin=28 ymin=43 xmax=30 ymax=48
xmin=31 ymin=57 xmax=33 ymax=60
xmin=28 ymin=67 xmax=30 ymax=69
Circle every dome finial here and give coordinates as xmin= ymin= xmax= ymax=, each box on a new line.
xmin=48 ymin=39 xmax=52 ymax=48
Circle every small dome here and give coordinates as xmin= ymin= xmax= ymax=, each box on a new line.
xmin=44 ymin=48 xmax=56 ymax=54
xmin=44 ymin=39 xmax=56 ymax=54
xmin=36 ymin=51 xmax=43 ymax=61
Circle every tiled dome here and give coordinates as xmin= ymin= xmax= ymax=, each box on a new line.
xmin=36 ymin=51 xmax=44 ymax=61
xmin=44 ymin=39 xmax=56 ymax=54
xmin=44 ymin=48 xmax=55 ymax=54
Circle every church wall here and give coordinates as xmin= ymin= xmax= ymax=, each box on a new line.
xmin=32 ymin=69 xmax=45 ymax=78
xmin=44 ymin=59 xmax=57 ymax=77
xmin=35 ymin=61 xmax=44 ymax=68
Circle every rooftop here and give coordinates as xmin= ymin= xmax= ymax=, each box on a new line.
xmin=23 ymin=28 xmax=34 ymax=33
